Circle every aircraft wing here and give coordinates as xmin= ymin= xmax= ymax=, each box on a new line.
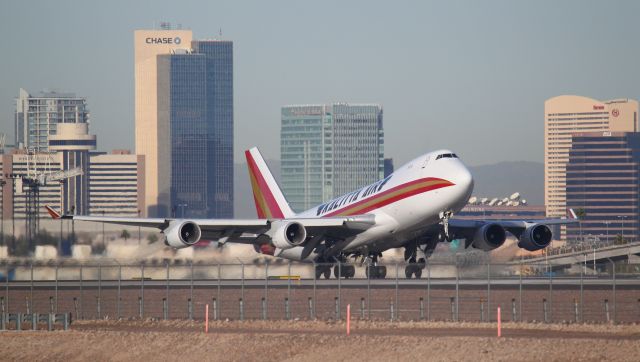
xmin=44 ymin=206 xmax=375 ymax=244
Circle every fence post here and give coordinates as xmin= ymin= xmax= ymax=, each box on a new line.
xmin=427 ymin=263 xmax=431 ymax=321
xmin=335 ymin=297 xmax=339 ymax=320
xmin=337 ymin=263 xmax=341 ymax=319
xmin=163 ymin=298 xmax=168 ymax=320
xmin=548 ymin=264 xmax=553 ymax=322
xmin=117 ymin=264 xmax=121 ymax=319
xmin=361 ymin=297 xmax=366 ymax=320
xmin=217 ymin=264 xmax=221 ymax=319
xmin=395 ymin=263 xmax=399 ymax=320
xmin=455 ymin=262 xmax=459 ymax=322
xmin=612 ymin=260 xmax=616 ymax=323
xmin=166 ymin=262 xmax=170 ymax=319
xmin=55 ymin=264 xmax=59 ymax=313
xmin=98 ymin=263 xmax=102 ymax=319
xmin=140 ymin=263 xmax=145 ymax=319
xmin=367 ymin=262 xmax=371 ymax=320
xmin=450 ymin=297 xmax=455 ymax=321
xmin=390 ymin=299 xmax=395 ymax=321
xmin=480 ymin=298 xmax=485 ymax=322
xmin=580 ymin=261 xmax=584 ymax=322
xmin=190 ymin=262 xmax=194 ymax=317
xmin=79 ymin=263 xmax=83 ymax=320
xmin=419 ymin=297 xmax=424 ymax=320
xmin=487 ymin=262 xmax=491 ymax=322
xmin=239 ymin=298 xmax=244 ymax=321
xmin=30 ymin=263 xmax=33 ymax=315
xmin=604 ymin=299 xmax=610 ymax=323
xmin=26 ymin=296 xmax=30 ymax=314
xmin=265 ymin=262 xmax=269 ymax=320
xmin=212 ymin=298 xmax=218 ymax=320
xmin=188 ymin=298 xmax=193 ymax=320
xmin=73 ymin=297 xmax=79 ymax=320
xmin=574 ymin=298 xmax=579 ymax=323
xmin=308 ymin=297 xmax=313 ymax=320
xmin=510 ymin=298 xmax=516 ymax=322
xmin=241 ymin=263 xmax=245 ymax=305
xmin=519 ymin=261 xmax=523 ymax=322
xmin=49 ymin=296 xmax=54 ymax=314
xmin=262 ymin=297 xmax=267 ymax=320
xmin=138 ymin=297 xmax=143 ymax=319
xmin=4 ymin=265 xmax=8 ymax=313
xmin=543 ymin=298 xmax=548 ymax=323
xmin=285 ymin=297 xmax=290 ymax=320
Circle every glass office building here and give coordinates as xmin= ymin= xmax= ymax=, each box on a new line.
xmin=565 ymin=132 xmax=640 ymax=243
xmin=281 ymin=103 xmax=384 ymax=212
xmin=192 ymin=40 xmax=234 ymax=218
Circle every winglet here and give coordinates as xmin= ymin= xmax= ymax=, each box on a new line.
xmin=44 ymin=205 xmax=62 ymax=219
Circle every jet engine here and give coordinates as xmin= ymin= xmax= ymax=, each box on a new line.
xmin=269 ymin=221 xmax=307 ymax=249
xmin=164 ymin=220 xmax=202 ymax=248
xmin=517 ymin=224 xmax=552 ymax=251
xmin=471 ymin=223 xmax=507 ymax=251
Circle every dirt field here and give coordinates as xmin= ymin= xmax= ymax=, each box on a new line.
xmin=1 ymin=320 xmax=640 ymax=361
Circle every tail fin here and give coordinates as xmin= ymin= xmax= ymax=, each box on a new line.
xmin=245 ymin=147 xmax=295 ymax=219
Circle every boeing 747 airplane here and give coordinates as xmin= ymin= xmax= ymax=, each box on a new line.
xmin=46 ymin=148 xmax=576 ymax=279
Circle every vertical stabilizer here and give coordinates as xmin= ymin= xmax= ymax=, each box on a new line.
xmin=245 ymin=147 xmax=295 ymax=219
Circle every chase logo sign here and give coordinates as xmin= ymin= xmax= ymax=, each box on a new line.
xmin=145 ymin=37 xmax=182 ymax=45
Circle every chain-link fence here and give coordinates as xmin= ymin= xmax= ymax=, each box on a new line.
xmin=1 ymin=260 xmax=638 ymax=323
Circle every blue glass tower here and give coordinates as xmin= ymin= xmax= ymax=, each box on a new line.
xmin=192 ymin=40 xmax=234 ymax=218
xmin=156 ymin=41 xmax=233 ymax=218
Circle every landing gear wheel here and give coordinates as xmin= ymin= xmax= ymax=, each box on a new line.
xmin=333 ymin=264 xmax=355 ymax=279
xmin=414 ymin=268 xmax=422 ymax=279
xmin=377 ymin=266 xmax=387 ymax=279
xmin=405 ymin=264 xmax=423 ymax=279
xmin=315 ymin=265 xmax=332 ymax=279
xmin=405 ymin=266 xmax=413 ymax=279
xmin=366 ymin=265 xmax=378 ymax=279
xmin=323 ymin=267 xmax=331 ymax=279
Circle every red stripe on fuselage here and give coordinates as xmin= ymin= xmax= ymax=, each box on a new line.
xmin=324 ymin=177 xmax=454 ymax=217
xmin=245 ymin=150 xmax=285 ymax=219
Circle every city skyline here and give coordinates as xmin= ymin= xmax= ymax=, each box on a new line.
xmin=2 ymin=1 xmax=640 ymax=167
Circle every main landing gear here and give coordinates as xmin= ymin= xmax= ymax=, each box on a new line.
xmin=314 ymin=255 xmax=355 ymax=279
xmin=404 ymin=242 xmax=427 ymax=279
xmin=365 ymin=264 xmax=387 ymax=279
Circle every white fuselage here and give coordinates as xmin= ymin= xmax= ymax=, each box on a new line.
xmin=294 ymin=149 xmax=474 ymax=257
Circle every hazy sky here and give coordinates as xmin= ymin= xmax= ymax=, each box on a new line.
xmin=1 ymin=0 xmax=639 ymax=167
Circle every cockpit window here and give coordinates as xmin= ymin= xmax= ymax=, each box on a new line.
xmin=435 ymin=153 xmax=458 ymax=160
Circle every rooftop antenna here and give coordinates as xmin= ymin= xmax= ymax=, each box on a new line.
xmin=219 ymin=28 xmax=223 ymax=39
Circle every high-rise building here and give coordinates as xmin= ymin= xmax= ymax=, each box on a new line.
xmin=566 ymin=132 xmax=640 ymax=244
xmin=192 ymin=40 xmax=234 ymax=218
xmin=15 ymin=88 xmax=89 ymax=152
xmin=135 ymin=29 xmax=233 ymax=218
xmin=281 ymin=103 xmax=384 ymax=211
xmin=134 ymin=29 xmax=193 ymax=217
xmin=89 ymin=150 xmax=145 ymax=217
xmin=544 ymin=96 xmax=638 ymax=239
xmin=48 ymin=123 xmax=97 ymax=215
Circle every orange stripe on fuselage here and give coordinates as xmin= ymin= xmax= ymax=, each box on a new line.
xmin=324 ymin=177 xmax=454 ymax=217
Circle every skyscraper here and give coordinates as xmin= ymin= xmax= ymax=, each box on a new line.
xmin=135 ymin=29 xmax=193 ymax=217
xmin=566 ymin=132 xmax=640 ymax=243
xmin=544 ymin=95 xmax=638 ymax=239
xmin=135 ymin=28 xmax=233 ymax=217
xmin=15 ymin=88 xmax=89 ymax=152
xmin=281 ymin=103 xmax=384 ymax=211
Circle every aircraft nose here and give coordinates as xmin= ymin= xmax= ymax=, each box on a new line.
xmin=453 ymin=164 xmax=474 ymax=196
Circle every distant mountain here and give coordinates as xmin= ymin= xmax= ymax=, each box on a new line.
xmin=468 ymin=161 xmax=544 ymax=205
xmin=233 ymin=160 xmax=543 ymax=217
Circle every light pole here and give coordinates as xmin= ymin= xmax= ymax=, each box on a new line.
xmin=137 ymin=209 xmax=141 ymax=245
xmin=0 ymin=179 xmax=5 ymax=246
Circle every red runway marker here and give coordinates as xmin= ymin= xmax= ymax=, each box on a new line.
xmin=205 ymin=304 xmax=209 ymax=333
xmin=347 ymin=304 xmax=351 ymax=336
xmin=497 ymin=307 xmax=501 ymax=338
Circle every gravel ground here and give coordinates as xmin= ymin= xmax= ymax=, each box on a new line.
xmin=2 ymin=320 xmax=640 ymax=361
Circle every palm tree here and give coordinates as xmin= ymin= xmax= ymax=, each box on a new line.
xmin=120 ymin=229 xmax=130 ymax=241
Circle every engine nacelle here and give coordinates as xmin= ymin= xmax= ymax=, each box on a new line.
xmin=269 ymin=221 xmax=307 ymax=249
xmin=471 ymin=223 xmax=507 ymax=251
xmin=164 ymin=220 xmax=202 ymax=249
xmin=517 ymin=224 xmax=552 ymax=251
